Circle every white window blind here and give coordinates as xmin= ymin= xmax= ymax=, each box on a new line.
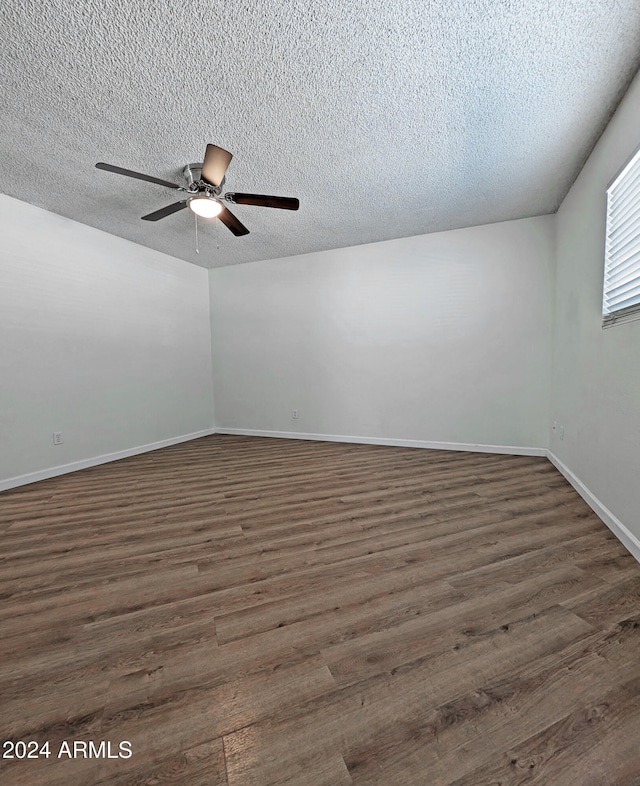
xmin=603 ymin=145 xmax=640 ymax=326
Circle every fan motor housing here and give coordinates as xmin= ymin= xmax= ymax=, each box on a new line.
xmin=183 ymin=163 xmax=203 ymax=185
xmin=183 ymin=162 xmax=224 ymax=195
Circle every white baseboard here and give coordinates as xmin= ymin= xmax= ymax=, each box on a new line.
xmin=546 ymin=450 xmax=640 ymax=564
xmin=0 ymin=428 xmax=217 ymax=492
xmin=214 ymin=427 xmax=548 ymax=457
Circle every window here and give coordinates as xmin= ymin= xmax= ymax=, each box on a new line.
xmin=603 ymin=145 xmax=640 ymax=327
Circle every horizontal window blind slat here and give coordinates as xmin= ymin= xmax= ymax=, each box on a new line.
xmin=605 ymin=292 xmax=640 ymax=311
xmin=607 ymin=202 xmax=640 ymax=239
xmin=605 ymin=247 xmax=640 ymax=276
xmin=609 ymin=162 xmax=640 ymax=202
xmin=608 ymin=196 xmax=640 ymax=221
xmin=606 ymin=210 xmax=640 ymax=244
xmin=609 ymin=187 xmax=640 ymax=213
xmin=605 ymin=277 xmax=640 ymax=302
xmin=610 ymin=182 xmax=640 ymax=210
xmin=605 ymin=275 xmax=640 ymax=300
xmin=607 ymin=273 xmax=638 ymax=297
xmin=607 ymin=245 xmax=640 ymax=274
xmin=603 ymin=146 xmax=640 ymax=319
xmin=607 ymin=231 xmax=640 ymax=262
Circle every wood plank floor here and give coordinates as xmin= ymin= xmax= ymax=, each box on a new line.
xmin=1 ymin=434 xmax=640 ymax=785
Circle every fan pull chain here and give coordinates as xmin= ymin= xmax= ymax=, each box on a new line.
xmin=195 ymin=213 xmax=199 ymax=254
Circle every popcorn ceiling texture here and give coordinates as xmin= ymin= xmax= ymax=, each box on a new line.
xmin=1 ymin=0 xmax=640 ymax=269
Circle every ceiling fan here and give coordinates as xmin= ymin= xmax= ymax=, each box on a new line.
xmin=95 ymin=144 xmax=299 ymax=236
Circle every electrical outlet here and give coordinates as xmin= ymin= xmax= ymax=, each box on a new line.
xmin=53 ymin=431 xmax=63 ymax=445
xmin=292 ymin=409 xmax=298 ymax=420
xmin=559 ymin=425 xmax=565 ymax=440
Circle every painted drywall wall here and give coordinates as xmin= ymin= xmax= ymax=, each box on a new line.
xmin=0 ymin=194 xmax=214 ymax=486
xmin=551 ymin=69 xmax=640 ymax=536
xmin=209 ymin=215 xmax=554 ymax=450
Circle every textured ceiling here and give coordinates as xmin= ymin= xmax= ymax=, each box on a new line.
xmin=2 ymin=1 xmax=640 ymax=269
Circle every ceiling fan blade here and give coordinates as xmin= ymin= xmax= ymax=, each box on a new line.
xmin=218 ymin=206 xmax=249 ymax=236
xmin=201 ymin=144 xmax=233 ymax=187
xmin=141 ymin=201 xmax=188 ymax=221
xmin=225 ymin=192 xmax=299 ymax=210
xmin=96 ymin=162 xmax=183 ymax=190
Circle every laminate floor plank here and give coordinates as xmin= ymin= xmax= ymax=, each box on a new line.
xmin=1 ymin=435 xmax=639 ymax=785
xmin=95 ymin=738 xmax=229 ymax=786
xmin=561 ymin=575 xmax=640 ymax=628
xmin=450 ymin=678 xmax=640 ymax=786
xmin=322 ymin=565 xmax=603 ymax=687
xmin=0 ymin=658 xmax=334 ymax=784
xmin=344 ymin=622 xmax=640 ymax=785
xmin=446 ymin=531 xmax=624 ymax=593
xmin=0 ymin=591 xmax=218 ymax=666
xmin=0 ymin=535 xmax=248 ymax=597
xmin=222 ymin=606 xmax=593 ymax=785
xmin=215 ymin=565 xmax=464 ymax=645
xmin=0 ymin=565 xmax=201 ymax=634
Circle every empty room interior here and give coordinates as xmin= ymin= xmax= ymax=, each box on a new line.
xmin=2 ymin=2 xmax=640 ymax=784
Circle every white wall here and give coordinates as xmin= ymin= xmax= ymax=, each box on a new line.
xmin=0 ymin=195 xmax=214 ymax=487
xmin=551 ymin=69 xmax=640 ymax=538
xmin=210 ymin=216 xmax=554 ymax=451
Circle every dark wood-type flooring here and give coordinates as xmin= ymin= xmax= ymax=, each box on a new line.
xmin=2 ymin=435 xmax=640 ymax=785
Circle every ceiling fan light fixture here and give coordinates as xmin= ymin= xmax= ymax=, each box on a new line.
xmin=96 ymin=144 xmax=297 ymax=237
xmin=188 ymin=195 xmax=222 ymax=218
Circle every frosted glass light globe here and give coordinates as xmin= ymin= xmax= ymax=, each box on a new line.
xmin=188 ymin=196 xmax=223 ymax=218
